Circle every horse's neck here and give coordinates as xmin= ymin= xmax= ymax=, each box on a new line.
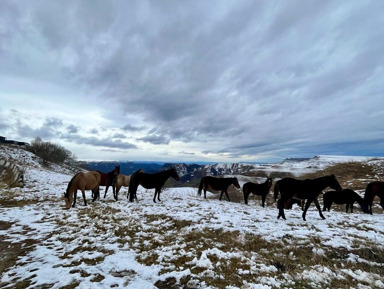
xmin=157 ymin=170 xmax=172 ymax=181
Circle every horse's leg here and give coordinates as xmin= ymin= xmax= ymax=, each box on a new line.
xmin=277 ymin=197 xmax=286 ymax=220
xmin=72 ymin=190 xmax=77 ymax=208
xmin=313 ymin=198 xmax=325 ymax=219
xmin=262 ymin=194 xmax=266 ymax=207
xmin=224 ymin=190 xmax=230 ymax=202
xmin=351 ymin=202 xmax=354 ymax=213
xmin=103 ymin=186 xmax=108 ymax=199
xmin=82 ymin=189 xmax=87 ymax=206
xmin=105 ymin=185 xmax=109 ymax=199
xmin=153 ymin=190 xmax=157 ymax=203
xmin=243 ymin=188 xmax=250 ymax=205
xmin=219 ymin=191 xmax=224 ymax=200
xmin=302 ymin=198 xmax=313 ymax=221
xmin=157 ymin=188 xmax=161 ymax=202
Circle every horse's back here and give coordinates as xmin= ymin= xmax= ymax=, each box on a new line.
xmin=84 ymin=171 xmax=101 ymax=189
xmin=278 ymin=178 xmax=301 ymax=191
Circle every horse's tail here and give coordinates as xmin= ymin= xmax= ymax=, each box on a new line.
xmin=198 ymin=177 xmax=205 ymax=196
xmin=273 ymin=180 xmax=280 ymax=201
xmin=112 ymin=174 xmax=119 ymax=188
xmin=128 ymin=170 xmax=140 ymax=202
xmin=243 ymin=183 xmax=250 ymax=205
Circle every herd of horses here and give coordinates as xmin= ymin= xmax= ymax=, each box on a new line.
xmin=63 ymin=165 xmax=384 ymax=220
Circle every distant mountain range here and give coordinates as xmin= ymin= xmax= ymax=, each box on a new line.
xmin=77 ymin=161 xmax=256 ymax=183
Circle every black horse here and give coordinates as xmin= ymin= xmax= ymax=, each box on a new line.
xmin=275 ymin=175 xmax=342 ymax=221
xmin=96 ymin=165 xmax=120 ymax=200
xmin=198 ymin=176 xmax=240 ymax=201
xmin=364 ymin=181 xmax=384 ymax=214
xmin=243 ymin=178 xmax=272 ymax=206
xmin=128 ymin=168 xmax=179 ymax=203
xmin=323 ymin=189 xmax=369 ymax=213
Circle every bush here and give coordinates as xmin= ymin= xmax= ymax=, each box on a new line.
xmin=28 ymin=137 xmax=76 ymax=166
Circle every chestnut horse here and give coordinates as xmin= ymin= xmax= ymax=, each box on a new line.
xmin=243 ymin=178 xmax=272 ymax=206
xmin=198 ymin=176 xmax=240 ymax=201
xmin=364 ymin=181 xmax=384 ymax=214
xmin=275 ymin=175 xmax=342 ymax=221
xmin=128 ymin=168 xmax=180 ymax=203
xmin=64 ymin=171 xmax=101 ymax=209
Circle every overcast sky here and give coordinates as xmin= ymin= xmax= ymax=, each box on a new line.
xmin=1 ymin=1 xmax=383 ymax=163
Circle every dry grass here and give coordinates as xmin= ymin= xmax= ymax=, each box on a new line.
xmin=300 ymin=162 xmax=376 ymax=191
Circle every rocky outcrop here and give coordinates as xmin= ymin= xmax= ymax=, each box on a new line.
xmin=0 ymin=159 xmax=24 ymax=187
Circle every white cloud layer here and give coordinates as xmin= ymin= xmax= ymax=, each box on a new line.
xmin=1 ymin=0 xmax=383 ymax=162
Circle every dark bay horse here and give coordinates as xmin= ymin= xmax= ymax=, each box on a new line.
xmin=364 ymin=181 xmax=384 ymax=214
xmin=243 ymin=178 xmax=272 ymax=206
xmin=128 ymin=168 xmax=179 ymax=203
xmin=64 ymin=171 xmax=101 ymax=209
xmin=275 ymin=175 xmax=342 ymax=221
xmin=96 ymin=165 xmax=120 ymax=200
xmin=323 ymin=189 xmax=369 ymax=213
xmin=198 ymin=176 xmax=240 ymax=201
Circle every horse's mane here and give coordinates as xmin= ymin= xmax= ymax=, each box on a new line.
xmin=66 ymin=172 xmax=82 ymax=195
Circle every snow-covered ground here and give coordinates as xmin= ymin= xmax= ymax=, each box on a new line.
xmin=1 ymin=146 xmax=384 ymax=288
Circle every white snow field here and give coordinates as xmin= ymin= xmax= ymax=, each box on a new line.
xmin=1 ymin=145 xmax=384 ymax=289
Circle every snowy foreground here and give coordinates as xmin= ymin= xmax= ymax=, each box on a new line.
xmin=1 ymin=147 xmax=384 ymax=289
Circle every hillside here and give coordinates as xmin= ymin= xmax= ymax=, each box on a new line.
xmin=1 ymin=145 xmax=384 ymax=288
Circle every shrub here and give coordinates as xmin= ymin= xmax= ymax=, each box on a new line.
xmin=27 ymin=137 xmax=76 ymax=166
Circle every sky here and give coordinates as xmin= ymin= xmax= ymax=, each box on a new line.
xmin=1 ymin=0 xmax=384 ymax=163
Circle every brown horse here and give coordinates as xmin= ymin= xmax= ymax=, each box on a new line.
xmin=128 ymin=168 xmax=180 ymax=203
xmin=97 ymin=165 xmax=120 ymax=200
xmin=243 ymin=178 xmax=272 ymax=206
xmin=364 ymin=181 xmax=384 ymax=214
xmin=112 ymin=173 xmax=132 ymax=201
xmin=64 ymin=171 xmax=101 ymax=209
xmin=198 ymin=176 xmax=240 ymax=201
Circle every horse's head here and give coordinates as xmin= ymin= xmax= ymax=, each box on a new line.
xmin=170 ymin=168 xmax=180 ymax=181
xmin=63 ymin=191 xmax=71 ymax=209
xmin=329 ymin=174 xmax=342 ymax=192
xmin=114 ymin=165 xmax=120 ymax=176
xmin=233 ymin=177 xmax=241 ymax=189
xmin=360 ymin=202 xmax=370 ymax=214
xmin=266 ymin=178 xmax=273 ymax=188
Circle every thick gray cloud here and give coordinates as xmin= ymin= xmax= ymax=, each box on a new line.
xmin=0 ymin=0 xmax=383 ymax=161
xmin=67 ymin=124 xmax=78 ymax=134
xmin=62 ymin=134 xmax=137 ymax=150
xmin=121 ymin=124 xmax=146 ymax=132
xmin=138 ymin=134 xmax=170 ymax=145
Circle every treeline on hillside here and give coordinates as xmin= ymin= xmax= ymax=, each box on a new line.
xmin=27 ymin=137 xmax=76 ymax=166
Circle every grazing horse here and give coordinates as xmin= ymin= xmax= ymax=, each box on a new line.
xmin=364 ymin=181 xmax=384 ymax=214
xmin=112 ymin=174 xmax=132 ymax=201
xmin=276 ymin=175 xmax=342 ymax=221
xmin=64 ymin=171 xmax=101 ymax=209
xmin=128 ymin=168 xmax=180 ymax=203
xmin=243 ymin=178 xmax=272 ymax=206
xmin=323 ymin=189 xmax=369 ymax=213
xmin=198 ymin=176 xmax=240 ymax=201
xmin=97 ymin=165 xmax=120 ymax=200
